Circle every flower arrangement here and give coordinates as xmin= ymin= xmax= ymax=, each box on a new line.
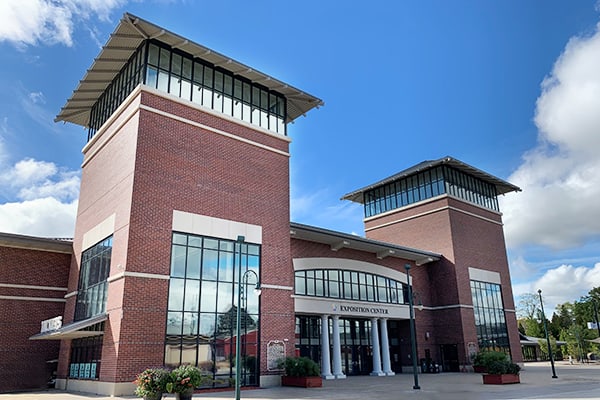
xmin=165 ymin=365 xmax=208 ymax=394
xmin=133 ymin=368 xmax=169 ymax=398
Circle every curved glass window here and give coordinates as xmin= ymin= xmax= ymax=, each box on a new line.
xmin=294 ymin=269 xmax=407 ymax=305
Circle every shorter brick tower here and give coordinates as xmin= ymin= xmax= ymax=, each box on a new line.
xmin=342 ymin=156 xmax=522 ymax=369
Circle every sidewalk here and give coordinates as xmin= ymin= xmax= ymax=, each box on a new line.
xmin=3 ymin=362 xmax=600 ymax=400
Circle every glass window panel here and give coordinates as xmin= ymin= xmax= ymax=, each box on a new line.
xmin=269 ymin=115 xmax=277 ymax=132
xmin=251 ymin=107 xmax=260 ymax=126
xmin=168 ymin=278 xmax=185 ymax=310
xmin=223 ymin=96 xmax=232 ymax=116
xmin=202 ymin=249 xmax=218 ymax=280
xmin=246 ymin=289 xmax=259 ymax=314
xmin=182 ymin=57 xmax=192 ymax=79
xmin=166 ymin=311 xmax=182 ymax=335
xmin=186 ymin=247 xmax=201 ymax=279
xmin=214 ymin=71 xmax=223 ymax=92
xmin=181 ymin=79 xmax=192 ymax=100
xmin=242 ymin=104 xmax=251 ymax=123
xmin=188 ymin=235 xmax=201 ymax=247
xmin=200 ymin=280 xmax=217 ymax=312
xmin=157 ymin=70 xmax=169 ymax=92
xmin=243 ymin=82 xmax=251 ymax=103
xmin=216 ymin=282 xmax=233 ymax=312
xmin=233 ymin=99 xmax=242 ymax=119
xmin=171 ymin=245 xmax=187 ymax=277
xmin=148 ymin=43 xmax=159 ymax=66
xmin=198 ymin=313 xmax=216 ymax=338
xmin=184 ymin=279 xmax=200 ymax=311
xmin=295 ymin=274 xmax=306 ymax=294
xmin=183 ymin=312 xmax=198 ymax=335
xmin=202 ymin=88 xmax=213 ymax=108
xmin=158 ymin=47 xmax=170 ymax=70
xmin=146 ymin=66 xmax=158 ymax=88
xmin=224 ymin=75 xmax=233 ymax=95
xmin=329 ymin=279 xmax=339 ymax=298
xmin=315 ymin=279 xmax=324 ymax=296
xmin=171 ymin=53 xmax=182 ymax=75
xmin=218 ymin=252 xmax=234 ymax=282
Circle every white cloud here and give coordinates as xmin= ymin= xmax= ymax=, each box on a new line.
xmin=513 ymin=263 xmax=600 ymax=314
xmin=0 ymin=0 xmax=124 ymax=48
xmin=0 ymin=197 xmax=77 ymax=238
xmin=501 ymin=22 xmax=600 ymax=250
xmin=0 ymin=156 xmax=79 ymax=237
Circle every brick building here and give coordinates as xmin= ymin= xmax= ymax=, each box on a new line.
xmin=0 ymin=233 xmax=72 ymax=392
xmin=0 ymin=13 xmax=521 ymax=395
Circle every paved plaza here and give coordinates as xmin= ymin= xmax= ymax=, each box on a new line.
xmin=3 ymin=362 xmax=600 ymax=400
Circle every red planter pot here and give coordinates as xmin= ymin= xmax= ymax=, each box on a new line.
xmin=482 ymin=374 xmax=520 ymax=385
xmin=281 ymin=376 xmax=323 ymax=388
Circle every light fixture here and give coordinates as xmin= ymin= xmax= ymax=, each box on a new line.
xmin=538 ymin=289 xmax=558 ymax=379
xmin=234 ymin=236 xmax=261 ymax=400
xmin=405 ymin=263 xmax=420 ymax=390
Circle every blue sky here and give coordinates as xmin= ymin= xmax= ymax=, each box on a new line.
xmin=1 ymin=0 xmax=600 ymax=314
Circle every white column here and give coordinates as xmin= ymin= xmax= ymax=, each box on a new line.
xmin=380 ymin=318 xmax=395 ymax=376
xmin=321 ymin=314 xmax=334 ymax=379
xmin=331 ymin=315 xmax=346 ymax=379
xmin=370 ymin=317 xmax=385 ymax=376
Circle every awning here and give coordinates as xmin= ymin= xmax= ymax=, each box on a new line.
xmin=29 ymin=314 xmax=107 ymax=340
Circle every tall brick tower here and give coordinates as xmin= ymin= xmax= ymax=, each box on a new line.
xmin=342 ymin=157 xmax=522 ymax=370
xmin=50 ymin=13 xmax=321 ymax=395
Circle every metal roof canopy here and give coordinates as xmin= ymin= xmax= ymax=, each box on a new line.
xmin=29 ymin=314 xmax=107 ymax=340
xmin=290 ymin=222 xmax=440 ymax=265
xmin=56 ymin=12 xmax=323 ymax=128
xmin=342 ymin=156 xmax=522 ymax=204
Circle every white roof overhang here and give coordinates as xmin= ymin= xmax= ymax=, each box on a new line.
xmin=290 ymin=222 xmax=440 ymax=265
xmin=56 ymin=12 xmax=323 ymax=128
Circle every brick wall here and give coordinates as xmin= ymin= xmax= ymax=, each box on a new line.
xmin=70 ymin=88 xmax=293 ymax=384
xmin=364 ymin=194 xmax=522 ymax=365
xmin=0 ymin=244 xmax=71 ymax=392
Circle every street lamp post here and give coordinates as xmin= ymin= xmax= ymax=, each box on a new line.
xmin=234 ymin=236 xmax=261 ymax=400
xmin=592 ymin=299 xmax=600 ymax=338
xmin=405 ymin=264 xmax=420 ymax=390
xmin=537 ymin=289 xmax=558 ymax=379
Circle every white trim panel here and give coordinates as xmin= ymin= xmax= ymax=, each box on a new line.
xmin=0 ymin=283 xmax=67 ymax=292
xmin=469 ymin=267 xmax=501 ymax=285
xmin=173 ymin=210 xmax=262 ymax=244
xmin=293 ymin=257 xmax=407 ymax=284
xmin=82 ymin=214 xmax=116 ymax=251
xmin=107 ymin=271 xmax=170 ymax=283
xmin=294 ymin=295 xmax=410 ymax=319
xmin=0 ymin=295 xmax=66 ymax=303
xmin=260 ymin=284 xmax=293 ymax=291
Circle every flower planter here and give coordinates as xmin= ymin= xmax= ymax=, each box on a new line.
xmin=281 ymin=376 xmax=323 ymax=388
xmin=482 ymin=374 xmax=520 ymax=385
xmin=473 ymin=366 xmax=487 ymax=373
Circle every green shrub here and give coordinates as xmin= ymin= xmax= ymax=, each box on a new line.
xmin=486 ymin=360 xmax=521 ymax=375
xmin=279 ymin=356 xmax=320 ymax=377
xmin=133 ymin=368 xmax=169 ymax=398
xmin=473 ymin=351 xmax=508 ymax=368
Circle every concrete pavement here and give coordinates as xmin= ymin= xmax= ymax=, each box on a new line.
xmin=3 ymin=362 xmax=600 ymax=400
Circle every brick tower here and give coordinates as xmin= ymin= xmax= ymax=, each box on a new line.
xmin=342 ymin=157 xmax=522 ymax=369
xmin=49 ymin=13 xmax=321 ymax=395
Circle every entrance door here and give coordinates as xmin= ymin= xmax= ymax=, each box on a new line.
xmin=340 ymin=319 xmax=372 ymax=375
xmin=440 ymin=344 xmax=460 ymax=372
